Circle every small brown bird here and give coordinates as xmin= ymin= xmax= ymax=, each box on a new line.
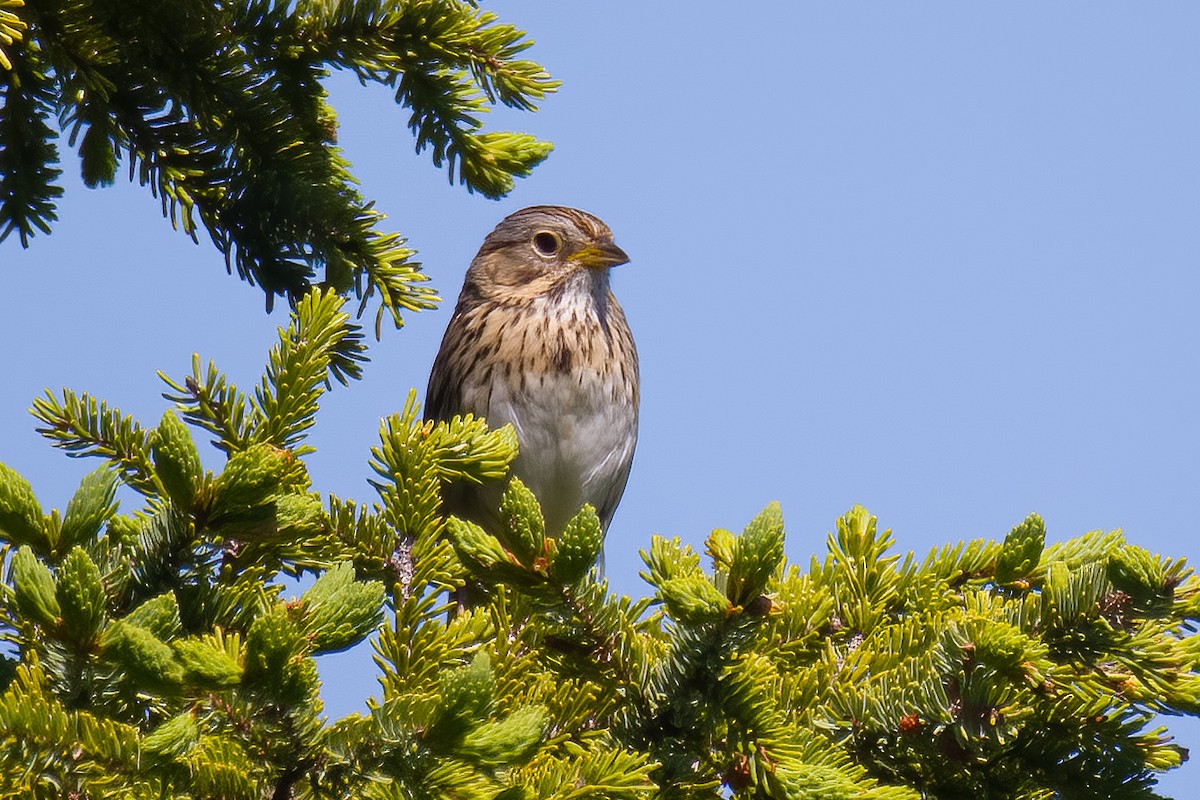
xmin=426 ymin=205 xmax=639 ymax=550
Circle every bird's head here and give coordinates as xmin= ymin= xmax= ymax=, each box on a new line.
xmin=464 ymin=205 xmax=629 ymax=303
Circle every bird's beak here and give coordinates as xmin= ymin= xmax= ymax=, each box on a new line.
xmin=572 ymin=241 xmax=630 ymax=269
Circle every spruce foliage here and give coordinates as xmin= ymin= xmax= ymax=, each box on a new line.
xmin=1 ymin=291 xmax=1198 ymax=798
xmin=3 ymin=3 xmax=1199 ymax=797
xmin=0 ymin=0 xmax=557 ymax=327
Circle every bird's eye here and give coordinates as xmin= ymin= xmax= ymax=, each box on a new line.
xmin=532 ymin=231 xmax=561 ymax=256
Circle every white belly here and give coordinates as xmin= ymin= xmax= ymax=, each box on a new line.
xmin=484 ymin=368 xmax=636 ymax=533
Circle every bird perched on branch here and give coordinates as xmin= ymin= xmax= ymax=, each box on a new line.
xmin=426 ymin=205 xmax=639 ymax=561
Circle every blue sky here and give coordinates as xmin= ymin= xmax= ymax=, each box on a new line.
xmin=3 ymin=2 xmax=1199 ymax=792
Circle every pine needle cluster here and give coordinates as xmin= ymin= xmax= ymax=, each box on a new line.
xmin=0 ymin=0 xmax=557 ymax=328
xmin=1 ymin=290 xmax=1198 ymax=799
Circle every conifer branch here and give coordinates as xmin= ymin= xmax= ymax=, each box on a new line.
xmin=30 ymin=389 xmax=157 ymax=495
xmin=159 ymin=357 xmax=253 ymax=456
xmin=0 ymin=36 xmax=62 ymax=246
xmin=252 ymin=288 xmax=367 ymax=453
xmin=1 ymin=0 xmax=553 ymax=324
xmin=0 ymin=1 xmax=24 ymax=72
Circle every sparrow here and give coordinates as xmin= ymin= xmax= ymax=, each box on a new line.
xmin=426 ymin=205 xmax=639 ymax=557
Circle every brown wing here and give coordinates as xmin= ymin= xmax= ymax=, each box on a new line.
xmin=424 ymin=297 xmax=506 ymax=535
xmin=424 ymin=331 xmax=462 ymax=424
xmin=424 ymin=292 xmax=484 ymax=423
